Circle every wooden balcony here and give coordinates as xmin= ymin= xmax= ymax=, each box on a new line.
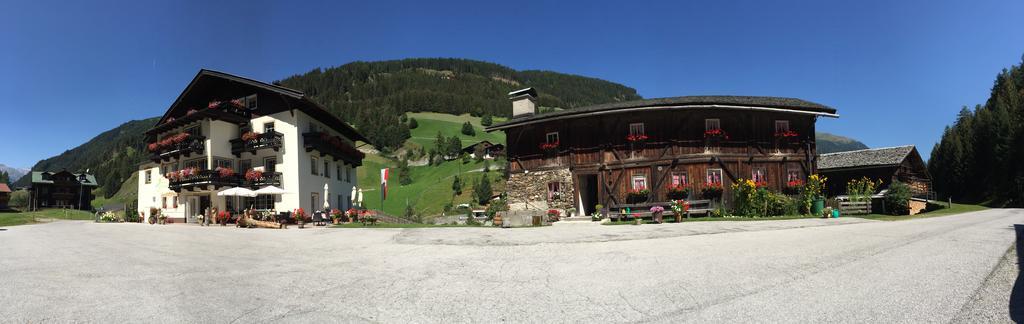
xmin=230 ymin=131 xmax=283 ymax=157
xmin=169 ymin=169 xmax=240 ymax=192
xmin=302 ymin=132 xmax=364 ymax=166
xmin=244 ymin=172 xmax=282 ymax=188
xmin=149 ymin=136 xmax=206 ymax=163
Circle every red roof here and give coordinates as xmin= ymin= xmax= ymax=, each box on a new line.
xmin=0 ymin=183 xmax=10 ymax=193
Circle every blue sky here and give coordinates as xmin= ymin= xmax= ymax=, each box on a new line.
xmin=2 ymin=0 xmax=1023 ymax=169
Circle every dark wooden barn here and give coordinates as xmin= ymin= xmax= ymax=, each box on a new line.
xmin=818 ymin=145 xmax=933 ymax=199
xmin=486 ymin=88 xmax=838 ymax=216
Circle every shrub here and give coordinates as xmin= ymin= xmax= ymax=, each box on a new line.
xmin=461 ymin=121 xmax=475 ymax=136
xmin=732 ymin=179 xmax=797 ymax=217
xmin=799 ymin=174 xmax=827 ymax=214
xmin=883 ymin=181 xmax=912 ymax=215
xmin=546 ymin=209 xmax=561 ymax=222
xmin=408 ymin=118 xmax=418 ymax=129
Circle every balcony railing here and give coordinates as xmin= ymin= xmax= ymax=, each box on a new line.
xmin=302 ymin=132 xmax=364 ymax=166
xmin=245 ymin=171 xmax=282 ymax=188
xmin=230 ymin=131 xmax=283 ymax=157
xmin=169 ymin=169 xmax=240 ymax=192
xmin=150 ymin=136 xmax=206 ymax=163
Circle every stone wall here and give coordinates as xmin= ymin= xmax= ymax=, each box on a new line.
xmin=506 ymin=168 xmax=575 ymax=212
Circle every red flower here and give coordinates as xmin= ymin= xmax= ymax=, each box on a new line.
xmin=208 ymin=101 xmax=222 ymax=109
xmin=241 ymin=131 xmax=260 ymax=141
xmin=216 ymin=167 xmax=235 ymax=178
xmin=775 ymin=130 xmax=799 ymax=138
xmin=626 ymin=134 xmax=649 ymax=142
xmin=244 ymin=169 xmax=263 ymax=181
xmin=786 ymin=179 xmax=804 ymax=187
xmin=229 ymin=99 xmax=245 ymax=108
xmin=147 ymin=143 xmax=160 ymax=152
xmin=539 ymin=141 xmax=559 ymax=150
xmin=754 ymin=181 xmax=768 ymax=188
xmin=704 ymin=129 xmax=730 ymax=140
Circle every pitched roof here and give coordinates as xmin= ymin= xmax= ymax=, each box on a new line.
xmin=487 ymin=95 xmax=838 ymax=131
xmin=149 ymin=69 xmax=369 ymax=143
xmin=817 ymin=146 xmax=916 ymax=170
xmin=30 ymin=171 xmax=99 ymax=187
xmin=0 ymin=183 xmax=10 ymax=193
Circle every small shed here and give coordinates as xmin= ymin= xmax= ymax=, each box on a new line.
xmin=818 ymin=145 xmax=933 ymax=199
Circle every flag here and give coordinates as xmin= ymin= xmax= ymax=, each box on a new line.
xmin=380 ymin=168 xmax=389 ymax=201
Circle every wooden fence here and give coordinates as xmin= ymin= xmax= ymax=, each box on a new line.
xmin=837 ymin=201 xmax=871 ymax=215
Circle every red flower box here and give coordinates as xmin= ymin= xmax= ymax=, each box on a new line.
xmin=539 ymin=141 xmax=559 ymax=151
xmin=704 ymin=129 xmax=730 ymax=140
xmin=775 ymin=130 xmax=799 ymax=138
xmin=626 ymin=134 xmax=649 ymax=142
xmin=244 ymin=169 xmax=263 ymax=181
xmin=241 ymin=131 xmax=260 ymax=141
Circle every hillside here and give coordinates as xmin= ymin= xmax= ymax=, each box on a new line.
xmin=14 ymin=117 xmax=158 ymax=197
xmin=277 ymin=58 xmax=641 ymax=150
xmin=816 ymin=132 xmax=869 ymax=154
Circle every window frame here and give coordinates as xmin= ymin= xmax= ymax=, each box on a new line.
xmin=775 ymin=120 xmax=790 ymax=133
xmin=545 ymin=132 xmax=559 ymax=144
xmin=310 ymin=156 xmax=318 ymax=175
xmin=547 ymin=182 xmax=561 ymax=200
xmin=631 ymin=175 xmax=648 ymax=191
xmin=751 ymin=167 xmax=767 ymax=184
xmin=671 ymin=171 xmax=688 ymax=187
xmin=263 ymin=157 xmax=276 ymax=173
xmin=145 ymin=170 xmax=152 ymax=184
xmin=706 ymin=168 xmax=723 ymax=185
xmin=323 ymin=160 xmax=330 ymax=178
xmin=705 ymin=118 xmax=721 ymax=131
xmin=629 ymin=123 xmax=645 ymax=136
xmin=787 ymin=169 xmax=802 ymax=183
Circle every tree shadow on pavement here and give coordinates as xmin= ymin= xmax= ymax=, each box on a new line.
xmin=1011 ymin=225 xmax=1024 ymax=322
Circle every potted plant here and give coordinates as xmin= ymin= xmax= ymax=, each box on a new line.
xmin=241 ymin=131 xmax=261 ymax=142
xmin=546 ymin=209 xmax=561 ymax=223
xmin=626 ymin=189 xmax=649 ymax=204
xmin=592 ymin=204 xmax=604 ymax=221
xmin=157 ymin=211 xmax=167 ymax=225
xmin=632 ymin=212 xmax=643 ymax=225
xmin=701 ymin=183 xmax=724 ymax=200
xmin=346 ymin=208 xmax=359 ymax=223
xmin=803 ymin=174 xmax=827 ymax=215
xmin=566 ymin=208 xmax=577 ymax=218
xmin=294 ymin=208 xmax=306 ymax=228
xmin=362 ymin=210 xmax=377 ymax=225
xmin=330 ymin=209 xmax=343 ymax=224
xmin=217 ymin=211 xmax=230 ymax=226
xmin=669 ymin=199 xmax=690 ymax=222
xmin=650 ymin=205 xmax=665 ymax=223
xmin=666 ymin=185 xmax=690 ymax=200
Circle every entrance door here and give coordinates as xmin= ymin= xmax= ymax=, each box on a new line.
xmin=199 ymin=195 xmax=211 ymax=222
xmin=310 ymin=193 xmax=319 ymax=213
xmin=578 ymin=174 xmax=599 ymax=216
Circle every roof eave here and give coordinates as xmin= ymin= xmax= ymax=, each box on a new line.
xmin=485 ymin=104 xmax=839 ymax=132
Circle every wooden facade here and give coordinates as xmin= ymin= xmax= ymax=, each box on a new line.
xmin=488 ymin=92 xmax=837 ymax=215
xmin=818 ymin=146 xmax=933 ymax=199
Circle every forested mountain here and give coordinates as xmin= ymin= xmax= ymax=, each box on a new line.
xmin=815 ymin=132 xmax=869 ymax=154
xmin=929 ymin=56 xmax=1024 ymax=206
xmin=13 ymin=118 xmax=159 ymax=197
xmin=276 ymin=58 xmax=641 ymax=150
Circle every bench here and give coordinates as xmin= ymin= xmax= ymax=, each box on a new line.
xmin=312 ymin=211 xmax=329 ymax=226
xmin=608 ymin=199 xmax=715 ymax=221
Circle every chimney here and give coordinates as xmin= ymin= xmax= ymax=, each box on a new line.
xmin=508 ymin=87 xmax=538 ymax=118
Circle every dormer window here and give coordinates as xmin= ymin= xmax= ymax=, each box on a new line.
xmin=244 ymin=94 xmax=258 ymax=110
xmin=546 ymin=132 xmax=559 ymax=144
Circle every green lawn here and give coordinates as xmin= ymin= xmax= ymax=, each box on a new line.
xmin=0 ymin=209 xmax=95 ymax=227
xmin=357 ymin=156 xmax=505 ymax=217
xmin=406 ymin=112 xmax=505 ymax=150
xmin=853 ymin=202 xmax=988 ymax=221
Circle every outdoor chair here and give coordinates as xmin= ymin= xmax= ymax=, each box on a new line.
xmin=312 ymin=211 xmax=327 ymax=226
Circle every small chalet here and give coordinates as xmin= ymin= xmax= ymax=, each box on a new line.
xmin=0 ymin=183 xmax=11 ymax=210
xmin=27 ymin=171 xmax=98 ymax=210
xmin=462 ymin=141 xmax=505 ymax=159
xmin=818 ymin=145 xmax=933 ymax=198
xmin=486 ymin=88 xmax=838 ymax=215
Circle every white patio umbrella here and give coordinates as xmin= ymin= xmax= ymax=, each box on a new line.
xmin=217 ymin=187 xmax=257 ymax=197
xmin=357 ymin=188 xmax=364 ymax=207
xmin=351 ymin=186 xmax=358 ymax=207
xmin=323 ymin=183 xmax=330 ymax=211
xmin=254 ymin=186 xmax=288 ymax=195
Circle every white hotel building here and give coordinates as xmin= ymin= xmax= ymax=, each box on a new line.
xmin=137 ymin=70 xmax=366 ymax=223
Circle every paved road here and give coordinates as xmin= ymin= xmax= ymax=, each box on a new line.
xmin=1 ymin=209 xmax=1021 ymax=323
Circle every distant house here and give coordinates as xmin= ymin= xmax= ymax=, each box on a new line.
xmin=27 ymin=171 xmax=98 ymax=210
xmin=462 ymin=141 xmax=505 ymax=159
xmin=818 ymin=146 xmax=932 ymax=198
xmin=0 ymin=183 xmax=11 ymax=210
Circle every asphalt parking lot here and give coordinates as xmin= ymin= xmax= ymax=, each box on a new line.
xmin=1 ymin=209 xmax=1021 ymax=323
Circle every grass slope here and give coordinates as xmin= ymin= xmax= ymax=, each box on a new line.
xmin=358 ymin=113 xmax=506 ymax=218
xmin=406 ymin=112 xmax=506 ymax=150
xmin=854 ymin=202 xmax=987 ymax=221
